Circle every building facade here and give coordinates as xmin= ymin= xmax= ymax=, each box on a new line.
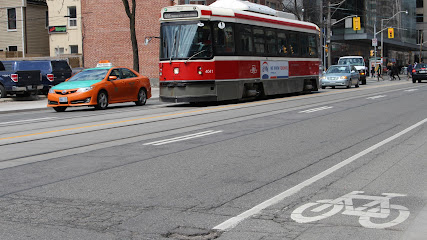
xmin=46 ymin=0 xmax=82 ymax=60
xmin=0 ymin=0 xmax=49 ymax=58
xmin=326 ymin=0 xmax=418 ymax=67
xmin=416 ymin=0 xmax=427 ymax=61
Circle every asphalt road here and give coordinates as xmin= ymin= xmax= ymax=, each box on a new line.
xmin=0 ymin=78 xmax=426 ymax=240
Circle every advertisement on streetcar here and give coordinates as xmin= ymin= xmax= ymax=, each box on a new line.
xmin=261 ymin=61 xmax=289 ymax=79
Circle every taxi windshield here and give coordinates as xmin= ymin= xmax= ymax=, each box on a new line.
xmin=160 ymin=21 xmax=213 ymax=60
xmin=68 ymin=69 xmax=109 ymax=81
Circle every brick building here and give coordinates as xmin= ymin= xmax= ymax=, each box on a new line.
xmin=81 ymin=0 xmax=282 ymax=84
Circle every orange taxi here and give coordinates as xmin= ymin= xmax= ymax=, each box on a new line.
xmin=47 ymin=61 xmax=151 ymax=112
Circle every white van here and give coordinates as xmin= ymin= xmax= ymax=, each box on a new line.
xmin=338 ymin=56 xmax=367 ymax=85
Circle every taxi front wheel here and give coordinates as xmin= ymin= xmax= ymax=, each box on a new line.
xmin=135 ymin=88 xmax=147 ymax=106
xmin=95 ymin=91 xmax=108 ymax=110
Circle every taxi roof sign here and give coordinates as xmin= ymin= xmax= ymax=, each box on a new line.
xmin=96 ymin=60 xmax=113 ymax=68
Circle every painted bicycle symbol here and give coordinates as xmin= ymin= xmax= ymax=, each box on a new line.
xmin=291 ymin=191 xmax=410 ymax=229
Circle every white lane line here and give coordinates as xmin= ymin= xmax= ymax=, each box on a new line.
xmin=0 ymin=117 xmax=58 ymax=126
xmin=213 ymin=117 xmax=427 ymax=232
xmin=144 ymin=130 xmax=223 ymax=146
xmin=404 ymin=89 xmax=418 ymax=92
xmin=366 ymin=95 xmax=386 ymax=100
xmin=299 ymin=106 xmax=333 ymax=113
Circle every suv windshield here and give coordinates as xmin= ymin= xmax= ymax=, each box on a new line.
xmin=160 ymin=21 xmax=213 ymax=60
xmin=338 ymin=58 xmax=364 ymax=66
xmin=68 ymin=69 xmax=109 ymax=81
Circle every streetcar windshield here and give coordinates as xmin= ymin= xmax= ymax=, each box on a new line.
xmin=160 ymin=21 xmax=213 ymax=60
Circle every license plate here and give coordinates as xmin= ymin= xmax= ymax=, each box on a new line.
xmin=419 ymin=71 xmax=426 ymax=73
xmin=59 ymin=97 xmax=68 ymax=103
xmin=27 ymin=85 xmax=33 ymax=90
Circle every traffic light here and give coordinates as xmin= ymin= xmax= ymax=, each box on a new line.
xmin=325 ymin=44 xmax=328 ymax=53
xmin=353 ymin=17 xmax=361 ymax=31
xmin=388 ymin=28 xmax=394 ymax=38
xmin=370 ymin=50 xmax=374 ymax=56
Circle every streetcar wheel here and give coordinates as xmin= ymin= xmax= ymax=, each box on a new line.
xmin=321 ymin=86 xmax=326 ymax=89
xmin=0 ymin=85 xmax=5 ymax=99
xmin=331 ymin=86 xmax=335 ymax=89
xmin=53 ymin=106 xmax=67 ymax=112
xmin=135 ymin=88 xmax=147 ymax=106
xmin=95 ymin=91 xmax=108 ymax=110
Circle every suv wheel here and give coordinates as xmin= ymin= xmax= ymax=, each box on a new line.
xmin=0 ymin=85 xmax=5 ymax=99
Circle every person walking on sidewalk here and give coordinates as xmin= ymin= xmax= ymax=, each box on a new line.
xmin=392 ymin=64 xmax=401 ymax=80
xmin=376 ymin=64 xmax=383 ymax=81
xmin=407 ymin=63 xmax=413 ymax=80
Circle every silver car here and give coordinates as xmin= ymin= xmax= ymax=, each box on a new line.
xmin=321 ymin=65 xmax=360 ymax=89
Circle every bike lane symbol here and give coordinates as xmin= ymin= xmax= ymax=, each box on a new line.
xmin=291 ymin=191 xmax=410 ymax=229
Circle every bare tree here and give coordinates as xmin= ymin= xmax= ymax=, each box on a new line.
xmin=122 ymin=0 xmax=139 ymax=72
xmin=282 ymin=0 xmax=303 ymax=21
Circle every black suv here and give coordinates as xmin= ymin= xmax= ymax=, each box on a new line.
xmin=9 ymin=60 xmax=72 ymax=94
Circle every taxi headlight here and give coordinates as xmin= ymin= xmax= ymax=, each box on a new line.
xmin=339 ymin=76 xmax=348 ymax=80
xmin=48 ymin=88 xmax=55 ymax=94
xmin=76 ymin=86 xmax=93 ymax=93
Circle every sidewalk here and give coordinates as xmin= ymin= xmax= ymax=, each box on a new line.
xmin=0 ymin=87 xmax=159 ymax=113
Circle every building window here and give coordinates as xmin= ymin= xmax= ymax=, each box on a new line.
xmin=8 ymin=46 xmax=18 ymax=51
xmin=68 ymin=6 xmax=77 ymax=27
xmin=417 ymin=0 xmax=423 ymax=8
xmin=46 ymin=11 xmax=49 ymax=28
xmin=70 ymin=45 xmax=78 ymax=54
xmin=55 ymin=47 xmax=64 ymax=56
xmin=7 ymin=8 xmax=16 ymax=30
xmin=417 ymin=14 xmax=423 ymax=23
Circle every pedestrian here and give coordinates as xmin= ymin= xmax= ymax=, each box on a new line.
xmin=376 ymin=64 xmax=383 ymax=81
xmin=407 ymin=63 xmax=413 ymax=80
xmin=392 ymin=64 xmax=400 ymax=80
xmin=387 ymin=62 xmax=394 ymax=80
xmin=371 ymin=66 xmax=375 ymax=77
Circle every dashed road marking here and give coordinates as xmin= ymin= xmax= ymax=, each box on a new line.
xmin=299 ymin=106 xmax=333 ymax=113
xmin=144 ymin=130 xmax=223 ymax=146
xmin=366 ymin=95 xmax=386 ymax=100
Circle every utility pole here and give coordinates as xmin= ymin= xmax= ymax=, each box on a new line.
xmin=327 ymin=0 xmax=331 ymax=68
xmin=319 ymin=0 xmax=323 ymax=70
xmin=420 ymin=33 xmax=423 ymax=63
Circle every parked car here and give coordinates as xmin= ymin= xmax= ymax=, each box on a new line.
xmin=338 ymin=56 xmax=367 ymax=85
xmin=320 ymin=65 xmax=360 ymax=89
xmin=8 ymin=60 xmax=72 ymax=95
xmin=0 ymin=60 xmax=43 ymax=98
xmin=47 ymin=61 xmax=151 ymax=112
xmin=411 ymin=63 xmax=427 ymax=83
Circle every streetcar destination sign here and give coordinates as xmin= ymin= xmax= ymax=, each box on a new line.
xmin=163 ymin=11 xmax=198 ymax=19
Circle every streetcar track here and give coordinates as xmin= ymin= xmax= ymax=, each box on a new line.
xmin=0 ymin=83 xmax=421 ymax=143
xmin=0 ymin=84 xmax=423 ymax=167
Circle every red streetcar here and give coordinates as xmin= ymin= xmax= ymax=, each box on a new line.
xmin=159 ymin=0 xmax=320 ymax=103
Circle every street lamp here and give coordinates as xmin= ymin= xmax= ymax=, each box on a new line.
xmin=380 ymin=10 xmax=408 ymax=65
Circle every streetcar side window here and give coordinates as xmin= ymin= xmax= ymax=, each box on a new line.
xmin=308 ymin=34 xmax=318 ymax=58
xmin=236 ymin=24 xmax=253 ymax=55
xmin=288 ymin=32 xmax=300 ymax=56
xmin=300 ymin=33 xmax=309 ymax=57
xmin=265 ymin=29 xmax=278 ymax=56
xmin=213 ymin=22 xmax=235 ymax=55
xmin=277 ymin=31 xmax=288 ymax=56
xmin=253 ymin=27 xmax=265 ymax=55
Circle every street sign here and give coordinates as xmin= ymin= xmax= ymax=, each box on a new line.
xmin=372 ymin=38 xmax=378 ymax=47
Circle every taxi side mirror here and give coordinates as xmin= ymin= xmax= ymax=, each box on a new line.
xmin=109 ymin=76 xmax=117 ymax=80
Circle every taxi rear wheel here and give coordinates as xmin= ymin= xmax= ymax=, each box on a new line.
xmin=95 ymin=91 xmax=108 ymax=110
xmin=53 ymin=106 xmax=67 ymax=112
xmin=135 ymin=88 xmax=147 ymax=106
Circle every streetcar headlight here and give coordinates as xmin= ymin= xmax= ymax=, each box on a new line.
xmin=174 ymin=67 xmax=180 ymax=75
xmin=198 ymin=66 xmax=203 ymax=75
